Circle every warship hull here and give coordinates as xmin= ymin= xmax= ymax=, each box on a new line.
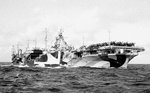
xmin=67 ymin=54 xmax=137 ymax=68
xmin=12 ymin=50 xmax=138 ymax=68
xmin=32 ymin=51 xmax=137 ymax=68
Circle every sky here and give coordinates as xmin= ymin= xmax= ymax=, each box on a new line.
xmin=0 ymin=0 xmax=150 ymax=63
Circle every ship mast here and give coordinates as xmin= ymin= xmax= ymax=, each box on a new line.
xmin=57 ymin=29 xmax=63 ymax=64
xmin=26 ymin=40 xmax=30 ymax=51
xmin=17 ymin=42 xmax=20 ymax=54
xmin=34 ymin=39 xmax=37 ymax=49
xmin=82 ymin=34 xmax=85 ymax=46
xmin=108 ymin=30 xmax=111 ymax=47
xmin=12 ymin=45 xmax=15 ymax=55
xmin=17 ymin=42 xmax=22 ymax=57
xmin=44 ymin=28 xmax=48 ymax=50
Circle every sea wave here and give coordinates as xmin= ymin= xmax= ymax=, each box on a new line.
xmin=0 ymin=64 xmax=150 ymax=93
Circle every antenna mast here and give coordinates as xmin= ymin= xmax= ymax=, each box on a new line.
xmin=34 ymin=39 xmax=37 ymax=48
xmin=108 ymin=30 xmax=111 ymax=46
xmin=44 ymin=28 xmax=48 ymax=50
xmin=17 ymin=42 xmax=20 ymax=52
xmin=26 ymin=40 xmax=30 ymax=50
xmin=82 ymin=34 xmax=85 ymax=46
xmin=12 ymin=45 xmax=15 ymax=55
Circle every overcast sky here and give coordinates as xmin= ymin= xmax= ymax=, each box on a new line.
xmin=0 ymin=0 xmax=150 ymax=63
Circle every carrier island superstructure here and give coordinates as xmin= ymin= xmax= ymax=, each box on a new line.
xmin=11 ymin=30 xmax=145 ymax=68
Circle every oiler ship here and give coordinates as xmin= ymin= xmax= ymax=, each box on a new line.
xmin=11 ymin=30 xmax=145 ymax=68
xmin=11 ymin=30 xmax=72 ymax=67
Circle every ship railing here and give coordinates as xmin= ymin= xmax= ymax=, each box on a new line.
xmin=98 ymin=46 xmax=145 ymax=52
xmin=98 ymin=52 xmax=138 ymax=56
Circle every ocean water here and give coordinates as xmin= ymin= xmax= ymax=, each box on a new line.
xmin=0 ymin=62 xmax=12 ymax=66
xmin=0 ymin=63 xmax=150 ymax=93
